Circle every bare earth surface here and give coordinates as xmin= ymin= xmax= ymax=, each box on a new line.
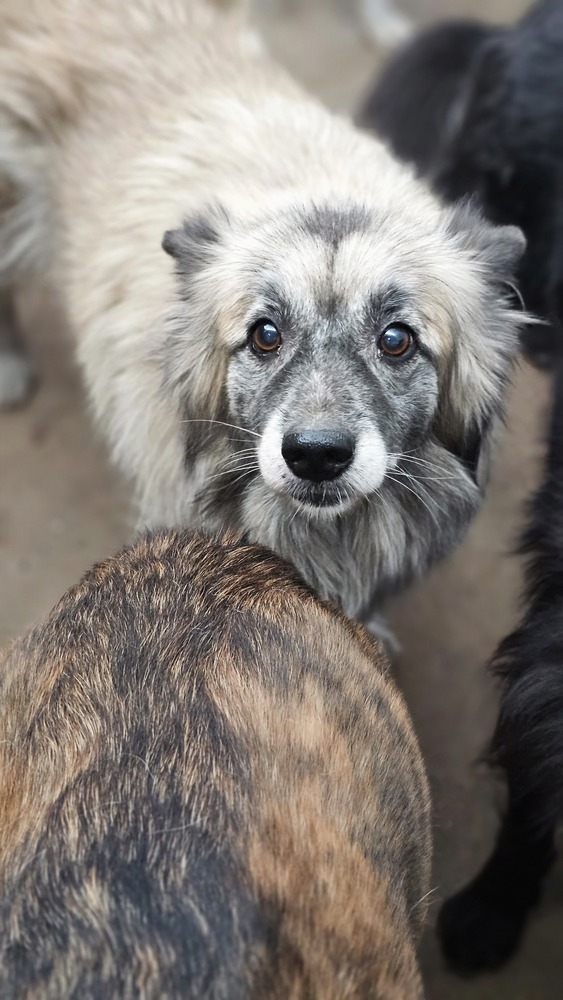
xmin=1 ymin=1 xmax=560 ymax=996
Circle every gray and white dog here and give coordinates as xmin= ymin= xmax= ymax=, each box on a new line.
xmin=0 ymin=0 xmax=527 ymax=618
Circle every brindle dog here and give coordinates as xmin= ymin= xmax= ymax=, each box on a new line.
xmin=0 ymin=530 xmax=430 ymax=998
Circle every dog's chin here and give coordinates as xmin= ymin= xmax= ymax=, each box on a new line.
xmin=270 ymin=480 xmax=359 ymax=519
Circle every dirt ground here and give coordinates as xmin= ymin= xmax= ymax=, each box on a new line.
xmin=1 ymin=1 xmax=561 ymax=996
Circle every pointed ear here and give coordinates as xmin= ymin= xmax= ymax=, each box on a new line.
xmin=161 ymin=205 xmax=233 ymax=444
xmin=446 ymin=198 xmax=526 ymax=280
xmin=434 ymin=202 xmax=527 ymax=486
xmin=162 ymin=204 xmax=231 ymax=277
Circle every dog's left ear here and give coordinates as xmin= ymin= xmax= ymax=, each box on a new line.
xmin=446 ymin=198 xmax=526 ymax=280
xmin=438 ymin=202 xmax=527 ymax=484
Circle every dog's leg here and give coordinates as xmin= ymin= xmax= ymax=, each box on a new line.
xmin=439 ymin=359 xmax=563 ymax=974
xmin=0 ymin=288 xmax=34 ymax=408
xmin=439 ymin=617 xmax=563 ymax=974
xmin=438 ymin=763 xmax=558 ymax=974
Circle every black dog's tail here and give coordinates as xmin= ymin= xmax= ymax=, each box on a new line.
xmin=359 ymin=20 xmax=495 ymax=176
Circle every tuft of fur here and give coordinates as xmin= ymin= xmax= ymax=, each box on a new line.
xmin=0 ymin=0 xmax=527 ymax=616
xmin=360 ymin=0 xmax=563 ymax=368
xmin=0 ymin=529 xmax=431 ymax=998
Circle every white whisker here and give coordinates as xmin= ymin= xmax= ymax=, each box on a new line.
xmin=207 ymin=465 xmax=259 ymax=483
xmin=392 ymin=469 xmax=459 ymax=483
xmin=388 ymin=451 xmax=452 ymax=473
xmin=385 ymin=473 xmax=444 ymax=525
xmin=398 ymin=466 xmax=456 ymax=510
xmin=210 ymin=454 xmax=258 ymax=472
xmin=410 ymin=886 xmax=440 ymax=914
xmin=181 ymin=418 xmax=260 ymax=438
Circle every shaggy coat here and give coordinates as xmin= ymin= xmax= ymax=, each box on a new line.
xmin=0 ymin=0 xmax=527 ymax=617
xmin=360 ymin=0 xmax=563 ymax=367
xmin=0 ymin=530 xmax=431 ymax=998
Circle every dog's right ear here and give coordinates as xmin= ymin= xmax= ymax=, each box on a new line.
xmin=161 ymin=205 xmax=233 ymax=435
xmin=162 ymin=204 xmax=231 ymax=278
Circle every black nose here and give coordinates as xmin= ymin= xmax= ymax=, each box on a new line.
xmin=281 ymin=430 xmax=355 ymax=482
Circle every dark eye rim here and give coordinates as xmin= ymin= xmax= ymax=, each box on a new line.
xmin=377 ymin=323 xmax=417 ymax=362
xmin=247 ymin=318 xmax=283 ymax=356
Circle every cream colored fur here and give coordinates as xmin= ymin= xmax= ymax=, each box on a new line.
xmin=0 ymin=0 xmax=527 ymax=615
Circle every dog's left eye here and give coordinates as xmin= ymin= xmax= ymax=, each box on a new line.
xmin=378 ymin=325 xmax=415 ymax=360
xmin=249 ymin=319 xmax=282 ymax=355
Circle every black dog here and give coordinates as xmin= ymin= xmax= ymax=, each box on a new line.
xmin=436 ymin=354 xmax=563 ymax=973
xmin=361 ymin=0 xmax=563 ymax=974
xmin=360 ymin=0 xmax=563 ymax=367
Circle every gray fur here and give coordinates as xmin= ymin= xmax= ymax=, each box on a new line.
xmin=163 ymin=199 xmax=527 ymax=618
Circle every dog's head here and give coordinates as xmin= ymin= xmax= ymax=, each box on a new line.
xmin=163 ymin=196 xmax=524 ymax=505
xmin=162 ymin=194 xmax=525 ymax=610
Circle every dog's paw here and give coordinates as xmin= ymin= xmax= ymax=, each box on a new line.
xmin=0 ymin=351 xmax=35 ymax=408
xmin=437 ymin=880 xmax=526 ymax=975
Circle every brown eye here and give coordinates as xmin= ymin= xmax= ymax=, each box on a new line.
xmin=249 ymin=319 xmax=282 ymax=355
xmin=378 ymin=325 xmax=415 ymax=359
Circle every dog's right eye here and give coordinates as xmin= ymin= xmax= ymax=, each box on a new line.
xmin=249 ymin=320 xmax=282 ymax=355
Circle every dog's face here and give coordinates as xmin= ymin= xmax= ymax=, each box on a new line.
xmin=163 ymin=197 xmax=525 ymax=611
xmin=222 ymin=207 xmax=442 ymax=518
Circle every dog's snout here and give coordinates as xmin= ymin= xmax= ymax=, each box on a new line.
xmin=282 ymin=430 xmax=355 ymax=482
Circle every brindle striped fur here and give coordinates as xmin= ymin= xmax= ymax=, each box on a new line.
xmin=0 ymin=531 xmax=430 ymax=998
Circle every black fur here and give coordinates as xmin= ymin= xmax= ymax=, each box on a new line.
xmin=438 ymin=343 xmax=563 ymax=974
xmin=360 ymin=0 xmax=563 ymax=368
xmin=360 ymin=19 xmax=492 ymax=177
xmin=360 ymin=2 xmax=563 ymax=970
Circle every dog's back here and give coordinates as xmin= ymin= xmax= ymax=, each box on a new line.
xmin=360 ymin=1 xmax=563 ymax=366
xmin=359 ymin=19 xmax=492 ymax=176
xmin=0 ymin=531 xmax=430 ymax=998
xmin=361 ymin=2 xmax=563 ymax=193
